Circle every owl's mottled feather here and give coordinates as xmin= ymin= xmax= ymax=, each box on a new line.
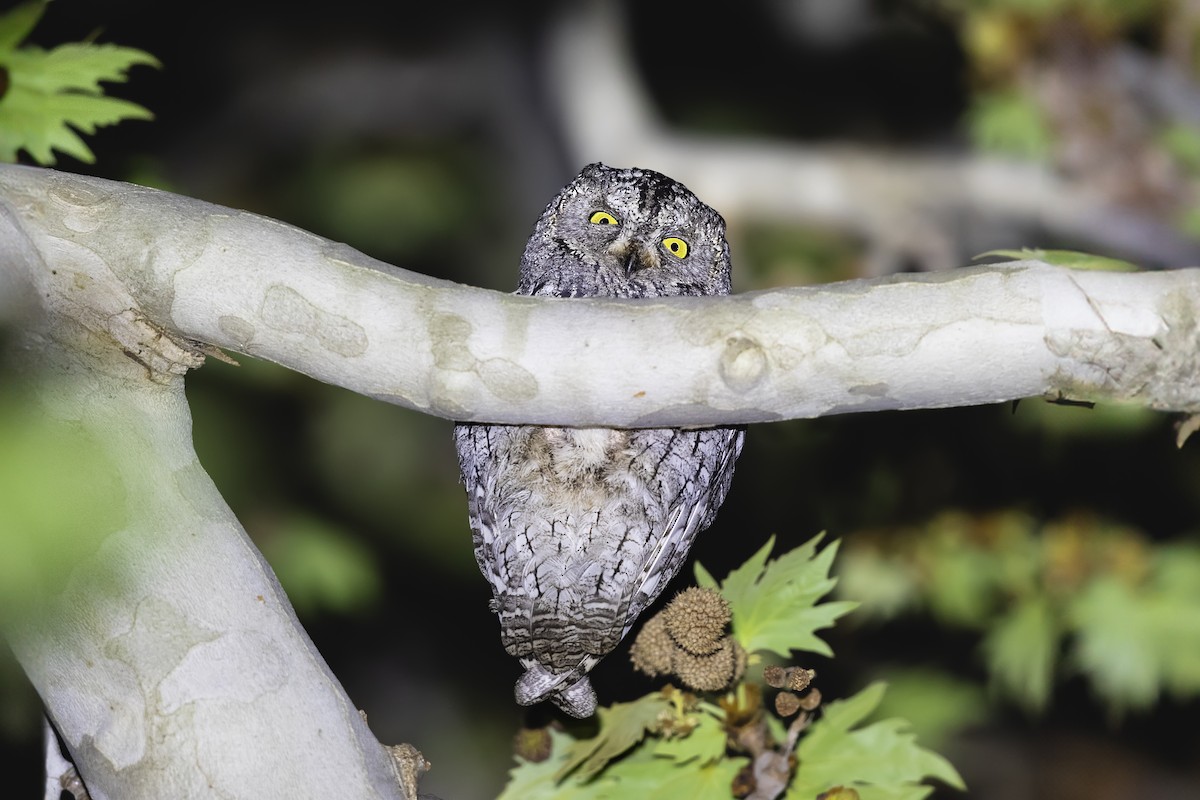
xmin=455 ymin=163 xmax=743 ymax=717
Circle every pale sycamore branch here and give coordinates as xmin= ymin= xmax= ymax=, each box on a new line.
xmin=1 ymin=164 xmax=1196 ymax=426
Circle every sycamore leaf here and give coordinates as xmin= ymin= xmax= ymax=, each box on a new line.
xmin=0 ymin=1 xmax=159 ymax=164
xmin=1067 ymin=577 xmax=1160 ymax=715
xmin=966 ymin=89 xmax=1052 ymax=158
xmin=869 ymin=669 xmax=988 ymax=751
xmin=498 ymin=729 xmax=603 ymax=800
xmin=556 ymin=693 xmax=672 ymax=782
xmin=981 ymin=595 xmax=1058 ymax=713
xmin=0 ymin=1 xmax=42 ymax=51
xmin=973 ymin=248 xmax=1138 ymax=272
xmin=789 ymin=683 xmax=966 ymax=799
xmin=1069 ymin=569 xmax=1200 ymax=714
xmin=652 ymin=707 xmax=727 ymax=765
xmin=832 ymin=546 xmax=919 ymax=621
xmin=702 ymin=534 xmax=858 ymax=658
xmin=598 ymin=746 xmax=747 ymax=799
xmin=501 ymin=703 xmax=744 ymax=800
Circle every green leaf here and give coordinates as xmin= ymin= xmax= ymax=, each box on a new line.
xmin=923 ymin=544 xmax=997 ymax=628
xmin=653 ymin=707 xmax=727 ymax=765
xmin=789 ymin=683 xmax=966 ymax=799
xmin=5 ymin=43 xmax=161 ymax=93
xmin=707 ymin=534 xmax=858 ymax=658
xmin=966 ymin=89 xmax=1052 ymax=159
xmin=833 ymin=546 xmax=919 ymax=621
xmin=600 ymin=747 xmax=747 ymax=799
xmin=0 ymin=1 xmax=45 ymax=52
xmin=1159 ymin=123 xmax=1200 ymax=175
xmin=973 ymin=248 xmax=1139 ymax=271
xmin=258 ymin=515 xmax=381 ymax=616
xmin=981 ymin=595 xmax=1058 ymax=713
xmin=498 ymin=729 xmax=601 ymax=800
xmin=556 ymin=692 xmax=672 ymax=782
xmin=1068 ymin=563 xmax=1200 ymax=712
xmin=868 ymin=668 xmax=989 ymax=751
xmin=1067 ymin=577 xmax=1161 ymax=715
xmin=694 ymin=560 xmax=718 ymax=589
xmin=501 ymin=701 xmax=745 ymax=800
xmin=0 ymin=8 xmax=159 ymax=164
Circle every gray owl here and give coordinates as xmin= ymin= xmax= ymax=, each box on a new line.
xmin=454 ymin=163 xmax=744 ymax=717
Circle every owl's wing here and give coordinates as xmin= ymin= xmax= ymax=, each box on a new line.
xmin=453 ymin=422 xmax=511 ymax=601
xmin=621 ymin=426 xmax=745 ymax=638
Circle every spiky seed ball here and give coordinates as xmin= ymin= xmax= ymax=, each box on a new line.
xmin=675 ymin=637 xmax=738 ymax=692
xmin=663 ymin=587 xmax=732 ymax=656
xmin=731 ymin=640 xmax=747 ymax=684
xmin=630 ymin=614 xmax=675 ymax=676
xmin=786 ymin=667 xmax=815 ymax=692
xmin=817 ymin=787 xmax=861 ymax=800
xmin=775 ymin=691 xmax=801 ymax=717
xmin=763 ymin=665 xmax=786 ymax=688
xmin=513 ymin=727 xmax=553 ymax=762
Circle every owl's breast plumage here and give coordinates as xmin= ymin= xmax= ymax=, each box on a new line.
xmin=454 ymin=422 xmax=742 ymax=671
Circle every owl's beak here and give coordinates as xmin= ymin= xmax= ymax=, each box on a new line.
xmin=622 ymin=246 xmax=657 ymax=277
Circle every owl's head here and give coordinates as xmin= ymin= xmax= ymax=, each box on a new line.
xmin=518 ymin=163 xmax=732 ymax=299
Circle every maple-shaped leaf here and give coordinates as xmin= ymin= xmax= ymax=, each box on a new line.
xmin=0 ymin=0 xmax=159 ymax=164
xmin=500 ymin=696 xmax=738 ymax=800
xmin=497 ymin=729 xmax=602 ymax=800
xmin=652 ymin=705 xmax=726 ymax=765
xmin=601 ymin=744 xmax=748 ymax=799
xmin=981 ymin=595 xmax=1059 ymax=714
xmin=697 ymin=534 xmax=858 ymax=658
xmin=555 ymin=692 xmax=672 ymax=782
xmin=789 ymin=682 xmax=966 ymax=800
xmin=1067 ymin=577 xmax=1161 ymax=715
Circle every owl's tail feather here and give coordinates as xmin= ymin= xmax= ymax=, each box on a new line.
xmin=514 ymin=660 xmax=599 ymax=718
xmin=552 ymin=676 xmax=597 ymax=718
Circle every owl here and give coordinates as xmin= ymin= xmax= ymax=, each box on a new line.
xmin=454 ymin=163 xmax=744 ymax=717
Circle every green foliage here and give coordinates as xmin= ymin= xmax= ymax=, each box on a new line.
xmin=696 ymin=534 xmax=858 ymax=659
xmin=980 ymin=596 xmax=1057 ymax=712
xmin=789 ymin=683 xmax=965 ymax=800
xmin=944 ymin=0 xmax=1161 ymax=24
xmin=498 ymin=695 xmax=747 ymax=800
xmin=0 ymin=0 xmax=158 ymax=164
xmin=498 ymin=540 xmax=959 ymax=799
xmin=257 ymin=513 xmax=381 ymax=617
xmin=974 ymin=248 xmax=1139 ymax=271
xmin=0 ymin=388 xmax=125 ymax=623
xmin=839 ymin=511 xmax=1200 ymax=718
xmin=1158 ymin=123 xmax=1200 ymax=175
xmin=1068 ymin=560 xmax=1200 ymax=717
xmin=964 ymin=90 xmax=1052 ymax=159
xmin=555 ymin=693 xmax=673 ymax=782
xmin=867 ymin=669 xmax=989 ymax=751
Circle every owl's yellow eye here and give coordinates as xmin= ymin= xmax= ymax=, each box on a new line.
xmin=589 ymin=210 xmax=619 ymax=226
xmin=661 ymin=237 xmax=689 ymax=258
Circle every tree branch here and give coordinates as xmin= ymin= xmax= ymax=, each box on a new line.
xmin=2 ymin=164 xmax=1197 ymax=428
xmin=1 ymin=168 xmax=408 ymax=799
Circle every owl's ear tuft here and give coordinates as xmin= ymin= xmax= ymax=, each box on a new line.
xmin=579 ymin=162 xmax=611 ymax=180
